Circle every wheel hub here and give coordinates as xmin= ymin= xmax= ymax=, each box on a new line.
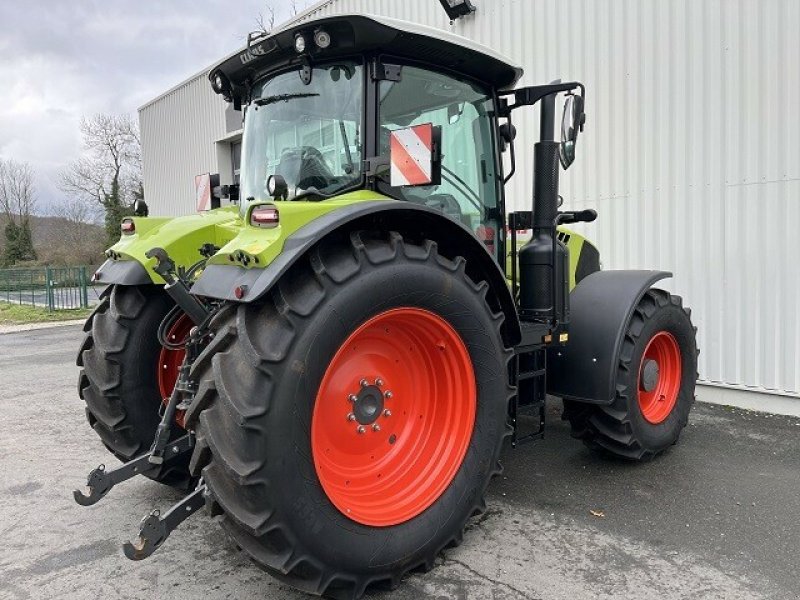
xmin=351 ymin=381 xmax=388 ymax=427
xmin=637 ymin=331 xmax=682 ymax=424
xmin=640 ymin=359 xmax=660 ymax=392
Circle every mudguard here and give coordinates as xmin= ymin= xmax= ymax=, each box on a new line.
xmin=92 ymin=259 xmax=151 ymax=286
xmin=192 ymin=200 xmax=522 ymax=346
xmin=547 ymin=270 xmax=671 ymax=404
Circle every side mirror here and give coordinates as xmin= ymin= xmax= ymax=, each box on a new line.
xmin=389 ymin=123 xmax=442 ymax=187
xmin=498 ymin=122 xmax=517 ymax=152
xmin=133 ymin=199 xmax=149 ymax=217
xmin=559 ymin=94 xmax=585 ymax=169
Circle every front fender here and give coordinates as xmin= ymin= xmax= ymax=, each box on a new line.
xmin=547 ymin=270 xmax=672 ymax=404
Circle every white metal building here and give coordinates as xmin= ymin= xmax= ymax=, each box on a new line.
xmin=139 ymin=0 xmax=800 ymax=405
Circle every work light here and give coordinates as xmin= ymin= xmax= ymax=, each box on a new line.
xmin=267 ymin=174 xmax=288 ymax=200
xmin=210 ymin=70 xmax=228 ymax=95
xmin=438 ymin=0 xmax=476 ymax=20
xmin=314 ymin=29 xmax=331 ymax=49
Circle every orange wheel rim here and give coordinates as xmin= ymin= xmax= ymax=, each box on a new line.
xmin=637 ymin=331 xmax=682 ymax=424
xmin=311 ymin=308 xmax=476 ymax=527
xmin=158 ymin=312 xmax=192 ymax=427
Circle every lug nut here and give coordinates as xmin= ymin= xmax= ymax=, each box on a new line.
xmin=383 ymin=409 xmax=392 ymax=418
xmin=348 ymin=394 xmax=358 ymax=403
xmin=347 ymin=413 xmax=356 ymax=422
xmin=384 ymin=390 xmax=393 ymax=399
xmin=375 ymin=378 xmax=384 ymax=387
xmin=357 ymin=425 xmax=366 ymax=434
xmin=360 ymin=378 xmax=369 ymax=388
xmin=372 ymin=424 xmax=381 ymax=432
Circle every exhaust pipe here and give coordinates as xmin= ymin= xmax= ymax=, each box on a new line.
xmin=518 ymin=91 xmax=569 ymax=325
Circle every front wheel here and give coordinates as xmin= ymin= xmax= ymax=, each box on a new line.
xmin=563 ymin=288 xmax=698 ymax=460
xmin=185 ymin=231 xmax=513 ymax=598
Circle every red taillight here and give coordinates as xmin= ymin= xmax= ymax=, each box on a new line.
xmin=121 ymin=218 xmax=135 ymax=234
xmin=250 ymin=205 xmax=279 ymax=228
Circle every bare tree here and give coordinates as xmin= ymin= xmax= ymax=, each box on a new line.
xmin=42 ymin=195 xmax=105 ymax=265
xmin=256 ymin=3 xmax=277 ymax=33
xmin=0 ymin=159 xmax=36 ymax=221
xmin=0 ymin=158 xmax=37 ymax=264
xmin=60 ymin=113 xmax=141 ymax=245
xmin=53 ymin=194 xmax=100 ymax=227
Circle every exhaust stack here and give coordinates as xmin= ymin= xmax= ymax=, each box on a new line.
xmin=518 ymin=92 xmax=569 ymax=325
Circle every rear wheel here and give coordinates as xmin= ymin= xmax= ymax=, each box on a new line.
xmin=77 ymin=284 xmax=192 ymax=488
xmin=185 ymin=231 xmax=513 ymax=599
xmin=563 ymin=288 xmax=697 ymax=460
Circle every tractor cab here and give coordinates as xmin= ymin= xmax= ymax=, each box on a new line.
xmin=210 ymin=14 xmax=523 ymax=260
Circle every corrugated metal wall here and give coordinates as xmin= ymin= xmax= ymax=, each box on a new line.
xmin=286 ymin=0 xmax=800 ymax=398
xmin=140 ymin=74 xmax=228 ymax=216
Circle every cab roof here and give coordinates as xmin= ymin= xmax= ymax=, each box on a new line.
xmin=210 ymin=14 xmax=523 ymax=98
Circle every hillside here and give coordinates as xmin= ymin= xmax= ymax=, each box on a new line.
xmin=0 ymin=214 xmax=106 ymax=266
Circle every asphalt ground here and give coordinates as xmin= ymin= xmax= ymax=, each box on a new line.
xmin=1 ymin=324 xmax=798 ymax=600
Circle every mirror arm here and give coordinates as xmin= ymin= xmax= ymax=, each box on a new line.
xmin=499 ymin=82 xmax=585 ymax=114
xmin=503 ymin=116 xmax=517 ymax=185
xmin=504 ymin=134 xmax=517 ymax=185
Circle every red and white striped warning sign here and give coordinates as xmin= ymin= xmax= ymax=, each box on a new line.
xmin=390 ymin=123 xmax=434 ymax=186
xmin=195 ymin=173 xmax=211 ymax=212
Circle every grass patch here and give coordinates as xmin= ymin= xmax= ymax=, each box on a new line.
xmin=0 ymin=302 xmax=92 ymax=325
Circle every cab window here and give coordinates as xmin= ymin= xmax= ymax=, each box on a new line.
xmin=378 ymin=66 xmax=501 ymax=255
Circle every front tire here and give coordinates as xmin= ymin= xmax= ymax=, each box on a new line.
xmin=185 ymin=231 xmax=513 ymax=598
xmin=563 ymin=288 xmax=698 ymax=460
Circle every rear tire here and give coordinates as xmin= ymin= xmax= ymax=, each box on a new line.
xmin=563 ymin=288 xmax=697 ymax=460
xmin=77 ymin=284 xmax=192 ymax=488
xmin=185 ymin=231 xmax=513 ymax=599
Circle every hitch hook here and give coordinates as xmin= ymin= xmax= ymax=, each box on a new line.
xmin=123 ymin=484 xmax=207 ymax=560
xmin=73 ymin=464 xmax=111 ymax=506
xmin=73 ymin=434 xmax=193 ymax=506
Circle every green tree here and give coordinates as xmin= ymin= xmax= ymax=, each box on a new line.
xmin=60 ymin=114 xmax=141 ymax=247
xmin=0 ymin=158 xmax=37 ymax=266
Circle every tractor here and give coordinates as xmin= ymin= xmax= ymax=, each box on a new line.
xmin=74 ymin=13 xmax=697 ymax=599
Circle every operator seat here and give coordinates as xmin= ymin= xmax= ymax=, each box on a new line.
xmin=275 ymin=147 xmax=335 ymax=193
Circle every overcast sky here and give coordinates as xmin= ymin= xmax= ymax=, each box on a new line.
xmin=0 ymin=0 xmax=304 ymax=213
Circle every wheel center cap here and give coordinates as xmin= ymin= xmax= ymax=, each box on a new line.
xmin=640 ymin=359 xmax=660 ymax=392
xmin=354 ymin=385 xmax=384 ymax=425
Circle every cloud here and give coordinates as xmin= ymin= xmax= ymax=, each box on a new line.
xmin=0 ymin=0 xmax=304 ymax=213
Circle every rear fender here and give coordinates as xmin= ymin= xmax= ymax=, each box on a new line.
xmin=547 ymin=270 xmax=672 ymax=404
xmin=192 ymin=201 xmax=522 ymax=347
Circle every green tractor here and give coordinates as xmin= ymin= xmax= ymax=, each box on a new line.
xmin=74 ymin=14 xmax=697 ymax=599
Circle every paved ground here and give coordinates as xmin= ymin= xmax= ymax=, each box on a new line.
xmin=1 ymin=324 xmax=798 ymax=600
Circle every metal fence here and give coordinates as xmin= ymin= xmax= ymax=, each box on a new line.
xmin=0 ymin=266 xmax=94 ymax=310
